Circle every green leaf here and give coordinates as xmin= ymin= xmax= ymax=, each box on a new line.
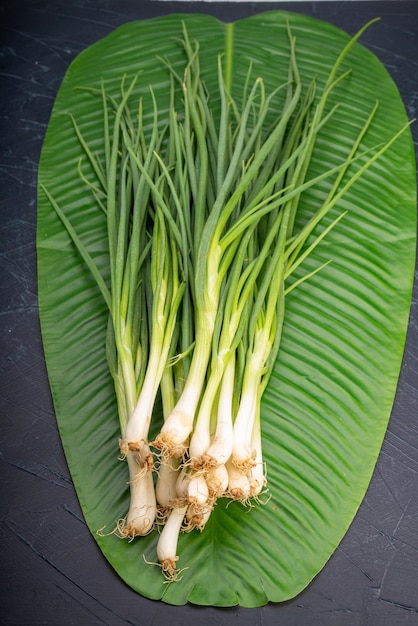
xmin=37 ymin=11 xmax=416 ymax=607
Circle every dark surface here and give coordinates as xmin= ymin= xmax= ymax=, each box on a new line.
xmin=1 ymin=1 xmax=417 ymax=624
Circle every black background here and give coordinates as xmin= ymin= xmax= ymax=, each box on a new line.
xmin=1 ymin=1 xmax=417 ymax=624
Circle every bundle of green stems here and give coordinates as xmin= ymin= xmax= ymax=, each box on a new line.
xmin=42 ymin=22 xmax=408 ymax=581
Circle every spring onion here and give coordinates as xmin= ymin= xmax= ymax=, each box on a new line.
xmin=41 ymin=20 xmax=411 ymax=581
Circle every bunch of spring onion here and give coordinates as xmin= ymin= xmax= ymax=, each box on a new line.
xmin=42 ymin=20 xmax=410 ymax=581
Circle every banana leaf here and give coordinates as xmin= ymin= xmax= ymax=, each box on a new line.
xmin=36 ymin=10 xmax=416 ymax=607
